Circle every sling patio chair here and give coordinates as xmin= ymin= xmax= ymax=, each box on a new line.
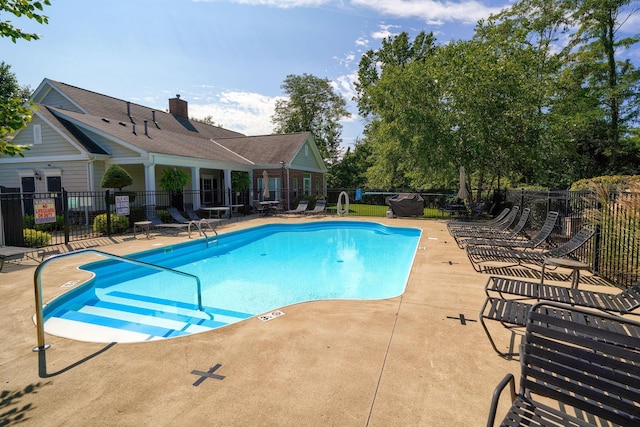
xmin=449 ymin=206 xmax=520 ymax=243
xmin=304 ymin=199 xmax=327 ymax=216
xmin=462 ymin=211 xmax=559 ymax=250
xmin=466 ymin=227 xmax=594 ymax=273
xmin=144 ymin=205 xmax=194 ymax=236
xmin=447 ymin=207 xmax=511 ymax=232
xmin=480 ymin=278 xmax=640 ymax=357
xmin=486 ymin=302 xmax=640 ymax=426
xmin=454 ymin=208 xmax=530 ymax=248
xmin=173 ymin=206 xmax=224 ymax=229
xmin=285 ymin=199 xmax=309 ymax=215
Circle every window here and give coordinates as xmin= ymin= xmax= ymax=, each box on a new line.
xmin=258 ymin=177 xmax=281 ymax=200
xmin=33 ymin=124 xmax=42 ymax=144
xmin=315 ymin=178 xmax=320 ymax=195
xmin=292 ymin=177 xmax=298 ymax=199
xmin=303 ymin=174 xmax=311 ymax=196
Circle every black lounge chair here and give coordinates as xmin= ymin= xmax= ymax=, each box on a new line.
xmin=486 ymin=302 xmax=640 ymax=426
xmin=185 ymin=204 xmax=202 ymax=221
xmin=463 ymin=211 xmax=559 ymax=249
xmin=447 ymin=207 xmax=511 ymax=232
xmin=455 ymin=208 xmax=530 ymax=248
xmin=447 ymin=208 xmax=511 ymax=231
xmin=285 ymin=200 xmax=309 ymax=214
xmin=449 ymin=206 xmax=521 ymax=243
xmin=480 ymin=277 xmax=640 ymax=357
xmin=466 ymin=227 xmax=594 ymax=273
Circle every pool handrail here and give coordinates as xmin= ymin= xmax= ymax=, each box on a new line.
xmin=33 ymin=248 xmax=203 ymax=352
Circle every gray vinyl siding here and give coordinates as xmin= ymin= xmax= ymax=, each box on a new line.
xmin=291 ymin=141 xmax=321 ymax=170
xmin=92 ymin=161 xmax=106 ymax=191
xmin=11 ymin=118 xmax=83 ymax=157
xmin=0 ymin=161 xmax=90 ymax=191
xmin=40 ymin=90 xmax=82 ymax=113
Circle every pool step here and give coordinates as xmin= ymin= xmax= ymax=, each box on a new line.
xmin=44 ymin=291 xmax=253 ymax=343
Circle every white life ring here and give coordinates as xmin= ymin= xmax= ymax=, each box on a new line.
xmin=337 ymin=191 xmax=349 ymax=217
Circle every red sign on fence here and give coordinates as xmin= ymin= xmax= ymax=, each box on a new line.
xmin=34 ymin=198 xmax=56 ymax=224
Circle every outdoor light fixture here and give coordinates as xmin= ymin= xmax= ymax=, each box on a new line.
xmin=34 ymin=170 xmax=42 ymax=180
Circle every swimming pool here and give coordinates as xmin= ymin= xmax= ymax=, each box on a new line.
xmin=43 ymin=221 xmax=422 ymax=343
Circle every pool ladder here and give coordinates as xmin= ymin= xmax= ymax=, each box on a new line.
xmin=33 ymin=248 xmax=203 ymax=352
xmin=188 ymin=219 xmax=218 ymax=247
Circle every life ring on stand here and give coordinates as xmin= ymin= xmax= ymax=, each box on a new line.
xmin=337 ymin=191 xmax=349 ymax=217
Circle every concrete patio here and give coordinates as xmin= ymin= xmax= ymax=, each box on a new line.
xmin=0 ymin=216 xmax=609 ymax=426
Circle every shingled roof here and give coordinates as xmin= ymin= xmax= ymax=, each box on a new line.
xmin=30 ymin=79 xmax=322 ymax=168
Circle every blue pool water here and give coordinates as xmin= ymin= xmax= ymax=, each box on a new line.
xmin=43 ymin=221 xmax=421 ymax=342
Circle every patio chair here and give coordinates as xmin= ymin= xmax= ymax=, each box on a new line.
xmin=454 ymin=208 xmax=530 ymax=248
xmin=447 ymin=207 xmax=510 ymax=231
xmin=486 ymin=302 xmax=640 ymax=427
xmin=449 ymin=206 xmax=520 ymax=240
xmin=144 ymin=205 xmax=192 ymax=235
xmin=253 ymin=200 xmax=266 ymax=216
xmin=480 ymin=278 xmax=640 ymax=357
xmin=185 ymin=204 xmax=201 ymax=221
xmin=0 ymin=246 xmax=38 ymax=272
xmin=466 ymin=227 xmax=594 ymax=273
xmin=304 ymin=200 xmax=326 ymax=216
xmin=462 ymin=211 xmax=559 ymax=249
xmin=285 ymin=199 xmax=309 ymax=214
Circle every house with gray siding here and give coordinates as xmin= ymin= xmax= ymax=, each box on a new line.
xmin=0 ymin=79 xmax=327 ymax=243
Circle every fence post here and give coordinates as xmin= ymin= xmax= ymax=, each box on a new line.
xmin=592 ymin=197 xmax=602 ymax=275
xmin=105 ymin=190 xmax=111 ymax=237
xmin=63 ymin=189 xmax=70 ymax=245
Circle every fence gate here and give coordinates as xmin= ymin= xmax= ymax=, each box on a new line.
xmin=0 ymin=189 xmax=25 ymax=246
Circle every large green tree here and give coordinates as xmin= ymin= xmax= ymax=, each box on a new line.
xmin=0 ymin=0 xmax=51 ymax=157
xmin=0 ymin=62 xmax=34 ymax=157
xmin=272 ymin=73 xmax=350 ymax=166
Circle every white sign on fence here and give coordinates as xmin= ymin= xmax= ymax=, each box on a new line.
xmin=115 ymin=195 xmax=130 ymax=216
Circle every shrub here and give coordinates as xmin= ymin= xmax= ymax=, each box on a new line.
xmin=22 ymin=214 xmax=64 ymax=231
xmin=101 ymin=164 xmax=133 ymax=190
xmin=23 ymin=229 xmax=52 ymax=247
xmin=93 ymin=212 xmax=130 ymax=234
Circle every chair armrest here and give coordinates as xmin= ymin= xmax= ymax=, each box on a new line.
xmin=486 ymin=373 xmax=516 ymax=427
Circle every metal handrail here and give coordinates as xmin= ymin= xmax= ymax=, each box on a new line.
xmin=191 ymin=219 xmax=218 ymax=247
xmin=33 ymin=248 xmax=203 ymax=352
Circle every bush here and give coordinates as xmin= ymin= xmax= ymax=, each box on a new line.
xmin=22 ymin=214 xmax=64 ymax=231
xmin=93 ymin=212 xmax=130 ymax=234
xmin=23 ymin=229 xmax=52 ymax=247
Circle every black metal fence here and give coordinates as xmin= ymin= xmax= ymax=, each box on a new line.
xmin=2 ymin=187 xmax=638 ymax=287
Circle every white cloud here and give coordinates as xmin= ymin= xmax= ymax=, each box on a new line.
xmin=351 ymin=0 xmax=505 ymax=24
xmin=371 ymin=23 xmax=402 ymax=39
xmin=188 ymin=91 xmax=285 ymax=135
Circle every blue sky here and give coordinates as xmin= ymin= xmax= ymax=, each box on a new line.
xmin=3 ymin=0 xmax=638 ymax=151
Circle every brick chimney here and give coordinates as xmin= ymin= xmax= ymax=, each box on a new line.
xmin=168 ymin=94 xmax=188 ymax=119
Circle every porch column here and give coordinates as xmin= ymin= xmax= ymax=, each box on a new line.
xmin=223 ymin=168 xmax=232 ymax=206
xmin=144 ymin=161 xmax=156 ymax=206
xmin=191 ymin=167 xmax=201 ymax=209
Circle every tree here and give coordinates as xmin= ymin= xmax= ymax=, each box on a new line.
xmin=271 ymin=73 xmax=350 ymax=166
xmin=1 ymin=0 xmax=51 ymax=157
xmin=1 ymin=62 xmax=34 ymax=157
xmin=1 ymin=0 xmax=51 ymax=42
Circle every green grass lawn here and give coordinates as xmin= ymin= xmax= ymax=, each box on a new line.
xmin=328 ymin=203 xmax=446 ymax=218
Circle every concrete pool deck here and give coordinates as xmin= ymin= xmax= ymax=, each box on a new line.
xmin=0 ymin=216 xmax=611 ymax=426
